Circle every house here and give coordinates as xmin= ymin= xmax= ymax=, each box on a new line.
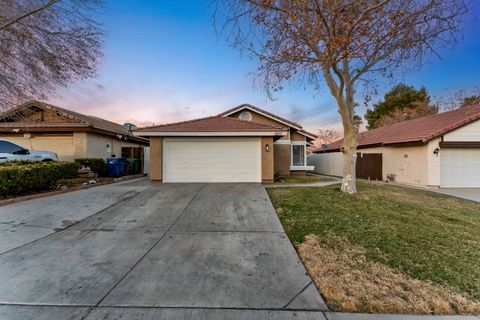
xmin=134 ymin=104 xmax=316 ymax=183
xmin=310 ymin=104 xmax=480 ymax=188
xmin=0 ymin=101 xmax=148 ymax=162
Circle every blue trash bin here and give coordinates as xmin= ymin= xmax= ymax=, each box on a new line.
xmin=107 ymin=157 xmax=127 ymax=177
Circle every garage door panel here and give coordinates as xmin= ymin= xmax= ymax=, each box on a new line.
xmin=164 ymin=138 xmax=261 ymax=183
xmin=441 ymin=149 xmax=480 ymax=188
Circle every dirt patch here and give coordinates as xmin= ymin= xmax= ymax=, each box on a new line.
xmin=296 ymin=234 xmax=480 ymax=314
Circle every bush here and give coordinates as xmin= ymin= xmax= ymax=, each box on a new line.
xmin=0 ymin=161 xmax=80 ymax=197
xmin=74 ymin=158 xmax=107 ymax=177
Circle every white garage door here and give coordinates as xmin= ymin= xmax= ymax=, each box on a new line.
xmin=441 ymin=149 xmax=480 ymax=188
xmin=163 ymin=138 xmax=261 ymax=183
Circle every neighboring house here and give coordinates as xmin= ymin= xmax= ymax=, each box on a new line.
xmin=310 ymin=104 xmax=480 ymax=188
xmin=135 ymin=104 xmax=316 ymax=183
xmin=0 ymin=101 xmax=148 ymax=162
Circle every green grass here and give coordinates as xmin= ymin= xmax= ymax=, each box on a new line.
xmin=274 ymin=175 xmax=335 ymax=184
xmin=267 ymin=182 xmax=480 ymax=299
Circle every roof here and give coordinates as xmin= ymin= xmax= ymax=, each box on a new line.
xmin=134 ymin=115 xmax=287 ymax=135
xmin=218 ymin=103 xmax=317 ymax=139
xmin=0 ymin=100 xmax=148 ymax=143
xmin=316 ymin=104 xmax=480 ymax=152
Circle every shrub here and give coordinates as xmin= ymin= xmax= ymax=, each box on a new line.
xmin=0 ymin=161 xmax=80 ymax=197
xmin=74 ymin=158 xmax=107 ymax=177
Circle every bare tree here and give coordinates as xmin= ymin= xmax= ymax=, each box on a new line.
xmin=438 ymin=87 xmax=480 ymax=110
xmin=310 ymin=128 xmax=340 ymax=152
xmin=376 ymin=100 xmax=438 ymax=127
xmin=215 ymin=0 xmax=473 ymax=193
xmin=0 ymin=0 xmax=103 ymax=111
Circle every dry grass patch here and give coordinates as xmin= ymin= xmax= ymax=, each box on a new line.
xmin=268 ymin=182 xmax=480 ymax=314
xmin=298 ymin=234 xmax=480 ymax=314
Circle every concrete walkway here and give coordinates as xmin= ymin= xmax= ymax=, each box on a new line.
xmin=265 ymin=176 xmax=342 ymax=188
xmin=432 ymin=188 xmax=480 ymax=203
xmin=0 ymin=181 xmax=327 ymax=319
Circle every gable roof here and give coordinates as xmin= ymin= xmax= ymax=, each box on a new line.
xmin=218 ymin=103 xmax=303 ymax=129
xmin=134 ymin=115 xmax=287 ymax=136
xmin=316 ymin=104 xmax=480 ymax=152
xmin=218 ymin=103 xmax=317 ymax=139
xmin=0 ymin=100 xmax=147 ymax=143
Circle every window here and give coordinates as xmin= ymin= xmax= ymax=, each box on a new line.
xmin=292 ymin=145 xmax=305 ymax=166
xmin=239 ymin=110 xmax=252 ymax=121
xmin=0 ymin=141 xmax=24 ymax=154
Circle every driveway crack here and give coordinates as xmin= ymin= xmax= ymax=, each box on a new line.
xmin=93 ymin=183 xmax=206 ymax=308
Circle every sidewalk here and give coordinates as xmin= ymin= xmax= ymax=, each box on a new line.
xmin=265 ymin=175 xmax=342 ymax=188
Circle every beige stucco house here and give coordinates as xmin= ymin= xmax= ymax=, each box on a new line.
xmin=0 ymin=101 xmax=148 ymax=162
xmin=310 ymin=105 xmax=480 ymax=188
xmin=135 ymin=104 xmax=316 ymax=183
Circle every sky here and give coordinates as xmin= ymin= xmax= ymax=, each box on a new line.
xmin=49 ymin=1 xmax=480 ymax=133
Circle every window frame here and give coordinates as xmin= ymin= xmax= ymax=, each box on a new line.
xmin=291 ymin=141 xmax=306 ymax=167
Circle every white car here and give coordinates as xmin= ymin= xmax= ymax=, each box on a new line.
xmin=0 ymin=140 xmax=59 ymax=163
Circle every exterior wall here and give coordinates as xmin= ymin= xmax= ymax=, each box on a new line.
xmin=427 ymin=138 xmax=441 ymax=186
xmin=308 ymin=152 xmax=343 ymax=177
xmin=444 ymin=119 xmax=480 ymax=141
xmin=369 ymin=146 xmax=429 ymax=186
xmin=73 ymin=132 xmax=88 ymax=159
xmin=85 ymin=133 xmax=142 ymax=159
xmin=149 ymin=137 xmax=163 ymax=181
xmin=261 ymin=137 xmax=274 ymax=182
xmin=311 ymin=145 xmax=431 ymax=186
xmin=274 ymin=143 xmax=291 ymax=176
xmin=1 ymin=133 xmax=76 ymax=161
xmin=20 ymin=109 xmax=78 ymax=123
xmin=290 ymin=130 xmax=305 ymax=141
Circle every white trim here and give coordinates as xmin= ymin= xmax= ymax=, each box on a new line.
xmin=274 ymin=140 xmax=291 ymax=145
xmin=291 ymin=140 xmax=306 ymax=145
xmin=291 ymin=141 xmax=308 ymax=167
xmin=290 ymin=165 xmax=315 ymax=171
xmin=135 ymin=131 xmax=286 ymax=137
xmin=297 ymin=131 xmax=317 ymax=140
xmin=221 ymin=106 xmax=302 ymax=130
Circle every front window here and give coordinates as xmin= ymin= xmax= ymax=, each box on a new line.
xmin=292 ymin=145 xmax=305 ymax=166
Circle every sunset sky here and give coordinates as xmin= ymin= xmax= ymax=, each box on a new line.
xmin=49 ymin=1 xmax=480 ymax=133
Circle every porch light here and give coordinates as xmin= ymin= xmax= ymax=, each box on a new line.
xmin=433 ymin=147 xmax=440 ymax=156
xmin=265 ymin=144 xmax=270 ymax=152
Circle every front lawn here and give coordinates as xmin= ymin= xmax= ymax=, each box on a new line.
xmin=267 ymin=182 xmax=480 ymax=314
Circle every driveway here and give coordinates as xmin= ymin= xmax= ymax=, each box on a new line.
xmin=0 ymin=179 xmax=327 ymax=320
xmin=433 ymin=188 xmax=480 ymax=203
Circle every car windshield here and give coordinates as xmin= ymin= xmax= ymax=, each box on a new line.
xmin=0 ymin=141 xmax=24 ymax=154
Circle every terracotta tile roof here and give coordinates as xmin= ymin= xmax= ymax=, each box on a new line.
xmin=0 ymin=100 xmax=147 ymax=142
xmin=135 ymin=115 xmax=286 ymax=133
xmin=315 ymin=104 xmax=480 ymax=152
xmin=218 ymin=103 xmax=303 ymax=129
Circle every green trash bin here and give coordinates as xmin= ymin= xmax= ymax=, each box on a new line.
xmin=125 ymin=158 xmax=135 ymax=175
xmin=132 ymin=158 xmax=142 ymax=174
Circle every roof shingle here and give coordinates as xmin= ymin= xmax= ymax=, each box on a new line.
xmin=135 ymin=115 xmax=286 ymax=133
xmin=316 ymin=104 xmax=480 ymax=152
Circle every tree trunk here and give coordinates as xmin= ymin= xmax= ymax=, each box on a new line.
xmin=341 ymin=128 xmax=357 ymax=194
xmin=320 ymin=62 xmax=358 ymax=193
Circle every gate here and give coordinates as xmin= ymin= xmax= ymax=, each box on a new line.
xmin=356 ymin=153 xmax=383 ymax=181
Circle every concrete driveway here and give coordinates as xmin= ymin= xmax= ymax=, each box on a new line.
xmin=433 ymin=188 xmax=480 ymax=202
xmin=0 ymin=179 xmax=327 ymax=320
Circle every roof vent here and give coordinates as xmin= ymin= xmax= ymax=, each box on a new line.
xmin=239 ymin=110 xmax=252 ymax=121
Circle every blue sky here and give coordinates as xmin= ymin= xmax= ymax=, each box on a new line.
xmin=49 ymin=1 xmax=480 ymax=133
